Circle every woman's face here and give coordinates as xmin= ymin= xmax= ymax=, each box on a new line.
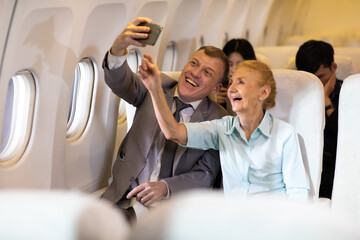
xmin=227 ymin=66 xmax=264 ymax=114
xmin=228 ymin=52 xmax=244 ymax=79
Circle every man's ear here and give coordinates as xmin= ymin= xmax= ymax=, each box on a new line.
xmin=211 ymin=82 xmax=223 ymax=94
xmin=331 ymin=62 xmax=337 ymax=73
xmin=259 ymin=85 xmax=271 ymax=100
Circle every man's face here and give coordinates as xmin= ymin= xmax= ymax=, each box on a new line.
xmin=178 ymin=50 xmax=224 ymax=102
xmin=314 ymin=63 xmax=336 ymax=86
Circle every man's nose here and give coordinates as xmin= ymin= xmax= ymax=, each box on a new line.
xmin=191 ymin=68 xmax=201 ymax=78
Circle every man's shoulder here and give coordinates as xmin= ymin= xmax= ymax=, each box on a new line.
xmin=161 ymin=72 xmax=178 ymax=90
xmin=206 ymin=99 xmax=229 ymax=119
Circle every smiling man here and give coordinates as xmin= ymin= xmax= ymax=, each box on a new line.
xmin=102 ymin=17 xmax=229 ymax=222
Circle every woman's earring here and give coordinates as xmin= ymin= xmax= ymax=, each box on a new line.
xmin=259 ymin=97 xmax=263 ymax=100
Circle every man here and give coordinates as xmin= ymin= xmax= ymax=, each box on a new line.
xmin=295 ymin=40 xmax=342 ymax=199
xmin=102 ymin=17 xmax=229 ymax=220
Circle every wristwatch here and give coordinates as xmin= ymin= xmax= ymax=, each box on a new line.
xmin=325 ymin=104 xmax=333 ymax=111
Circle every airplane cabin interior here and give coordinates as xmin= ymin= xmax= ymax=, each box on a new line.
xmin=0 ymin=0 xmax=360 ymax=239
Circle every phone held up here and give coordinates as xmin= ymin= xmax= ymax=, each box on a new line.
xmin=136 ymin=22 xmax=163 ymax=46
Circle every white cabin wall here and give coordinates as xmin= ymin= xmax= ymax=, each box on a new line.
xmin=0 ymin=0 xmax=16 ymax=74
xmin=286 ymin=0 xmax=360 ymax=47
xmin=302 ymin=0 xmax=360 ymax=35
xmin=0 ymin=0 xmax=17 ymax=140
xmin=243 ymin=0 xmax=273 ymax=46
xmin=0 ymin=1 xmax=74 ymax=188
xmin=196 ymin=0 xmax=229 ymax=47
xmin=0 ymin=0 xmax=128 ymax=192
xmin=59 ymin=1 xmax=130 ymax=192
xmin=261 ymin=0 xmax=299 ymax=46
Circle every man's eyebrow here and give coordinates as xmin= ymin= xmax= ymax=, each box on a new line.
xmin=204 ymin=66 xmax=216 ymax=74
xmin=190 ymin=57 xmax=199 ymax=63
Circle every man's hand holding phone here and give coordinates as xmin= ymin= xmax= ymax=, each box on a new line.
xmin=110 ymin=17 xmax=163 ymax=56
xmin=135 ymin=22 xmax=163 ymax=46
xmin=110 ymin=17 xmax=151 ymax=56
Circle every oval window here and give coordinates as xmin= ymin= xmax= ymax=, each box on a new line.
xmin=127 ymin=48 xmax=142 ymax=73
xmin=0 ymin=70 xmax=36 ymax=167
xmin=67 ymin=57 xmax=96 ymax=142
xmin=162 ymin=41 xmax=177 ymax=72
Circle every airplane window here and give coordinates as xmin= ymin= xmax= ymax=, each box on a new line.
xmin=162 ymin=41 xmax=177 ymax=72
xmin=66 ymin=57 xmax=96 ymax=142
xmin=127 ymin=48 xmax=142 ymax=73
xmin=0 ymin=70 xmax=36 ymax=167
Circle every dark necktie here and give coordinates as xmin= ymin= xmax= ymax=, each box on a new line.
xmin=159 ymin=97 xmax=192 ymax=178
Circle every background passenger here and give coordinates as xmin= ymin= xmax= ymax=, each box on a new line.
xmin=217 ymin=38 xmax=257 ymax=114
xmin=102 ymin=17 xmax=229 ymax=222
xmin=295 ymin=40 xmax=342 ymax=199
xmin=138 ymin=58 xmax=310 ymax=201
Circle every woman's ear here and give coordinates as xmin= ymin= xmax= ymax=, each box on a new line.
xmin=259 ymin=85 xmax=271 ymax=100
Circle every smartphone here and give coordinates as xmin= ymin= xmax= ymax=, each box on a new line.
xmin=135 ymin=22 xmax=163 ymax=46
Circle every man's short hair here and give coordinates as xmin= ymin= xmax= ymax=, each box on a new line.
xmin=296 ymin=40 xmax=334 ymax=74
xmin=196 ymin=46 xmax=229 ymax=83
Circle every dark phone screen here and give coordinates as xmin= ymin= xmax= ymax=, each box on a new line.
xmin=136 ymin=22 xmax=163 ymax=45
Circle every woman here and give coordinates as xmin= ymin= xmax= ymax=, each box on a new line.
xmin=139 ymin=56 xmax=310 ymax=201
xmin=217 ymin=39 xmax=257 ymax=114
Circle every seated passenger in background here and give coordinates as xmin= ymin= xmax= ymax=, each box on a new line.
xmin=102 ymin=17 xmax=228 ymax=222
xmin=217 ymin=38 xmax=257 ymax=114
xmin=296 ymin=40 xmax=342 ymax=199
xmin=139 ymin=58 xmax=310 ymax=202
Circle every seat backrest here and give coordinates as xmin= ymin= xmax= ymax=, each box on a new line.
xmin=255 ymin=46 xmax=299 ymax=69
xmin=335 ymin=55 xmax=360 ymax=80
xmin=268 ymin=69 xmax=325 ymax=198
xmin=255 ymin=53 xmax=271 ymax=66
xmin=331 ymin=74 xmax=360 ymax=222
xmin=131 ymin=190 xmax=360 ymax=240
xmin=335 ymin=47 xmax=360 ymax=65
xmin=0 ymin=190 xmax=130 ymax=240
xmin=286 ymin=55 xmax=360 ymax=80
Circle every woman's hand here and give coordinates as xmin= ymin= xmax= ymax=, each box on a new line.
xmin=138 ymin=54 xmax=162 ymax=94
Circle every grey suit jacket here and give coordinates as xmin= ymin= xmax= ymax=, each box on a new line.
xmin=102 ymin=52 xmax=228 ymax=204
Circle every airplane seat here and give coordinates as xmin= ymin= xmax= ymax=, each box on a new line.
xmin=335 ymin=47 xmax=360 ymax=68
xmin=331 ymin=74 xmax=360 ymax=222
xmin=268 ymin=69 xmax=325 ymax=199
xmin=0 ymin=190 xmax=130 ymax=240
xmin=255 ymin=46 xmax=299 ymax=69
xmin=345 ymin=38 xmax=360 ymax=47
xmin=255 ymin=53 xmax=271 ymax=67
xmin=286 ymin=55 xmax=360 ymax=80
xmin=131 ymin=190 xmax=360 ymax=240
xmin=335 ymin=55 xmax=360 ymax=80
xmin=286 ymin=55 xmax=297 ymax=70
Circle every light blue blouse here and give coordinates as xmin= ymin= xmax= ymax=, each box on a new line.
xmin=184 ymin=112 xmax=310 ymax=201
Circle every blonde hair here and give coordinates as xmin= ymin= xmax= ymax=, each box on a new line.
xmin=236 ymin=60 xmax=276 ymax=110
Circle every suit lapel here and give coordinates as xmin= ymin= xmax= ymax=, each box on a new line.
xmin=174 ymin=97 xmax=209 ymax=164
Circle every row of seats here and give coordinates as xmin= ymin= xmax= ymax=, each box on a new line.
xmin=283 ymin=32 xmax=360 ymax=47
xmin=1 ymin=187 xmax=359 ymax=239
xmin=255 ymin=46 xmax=360 ymax=80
